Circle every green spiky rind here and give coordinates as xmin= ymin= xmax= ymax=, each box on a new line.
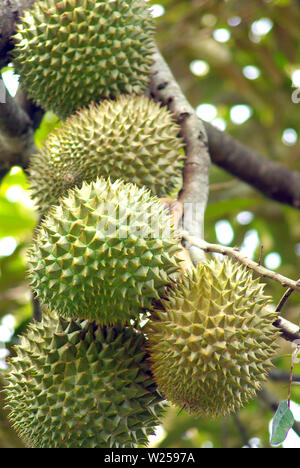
xmin=13 ymin=0 xmax=154 ymax=119
xmin=27 ymin=177 xmax=182 ymax=324
xmin=29 ymin=95 xmax=184 ymax=214
xmin=146 ymin=258 xmax=280 ymax=418
xmin=4 ymin=311 xmax=164 ymax=448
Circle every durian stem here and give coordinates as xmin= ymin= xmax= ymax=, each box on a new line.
xmin=149 ymin=45 xmax=211 ymax=264
xmin=182 ymin=234 xmax=300 ymax=293
xmin=159 ymin=198 xmax=193 ymax=270
xmin=32 ymin=294 xmax=42 ymax=322
xmin=182 ymin=233 xmax=300 ymax=343
xmin=232 ymin=414 xmax=250 ymax=447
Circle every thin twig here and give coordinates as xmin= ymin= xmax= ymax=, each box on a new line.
xmin=258 ymin=245 xmax=264 ymax=267
xmin=32 ymin=294 xmax=42 ymax=322
xmin=181 ymin=234 xmax=300 ymax=292
xmin=210 ymin=180 xmax=236 ymax=192
xmin=287 ymin=360 xmax=294 ymax=408
xmin=232 ymin=414 xmax=250 ymax=447
xmin=276 ymin=287 xmax=296 ymax=313
xmin=288 ymin=344 xmax=300 ymax=406
xmin=180 ymin=233 xmax=300 ymax=343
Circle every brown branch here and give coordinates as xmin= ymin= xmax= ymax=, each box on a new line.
xmin=159 ymin=197 xmax=193 ymax=271
xmin=32 ymin=294 xmax=42 ymax=322
xmin=149 ymin=45 xmax=211 ymax=263
xmin=0 ymin=83 xmax=36 ymax=177
xmin=273 ymin=287 xmax=300 ymax=342
xmin=182 ymin=234 xmax=300 ymax=293
xmin=15 ymin=86 xmax=44 ymax=131
xmin=0 ymin=2 xmax=40 ymax=181
xmin=232 ymin=414 xmax=250 ymax=447
xmin=273 ymin=316 xmax=300 ymax=343
xmin=276 ymin=287 xmax=296 ymax=314
xmin=205 ymin=122 xmax=300 ymax=209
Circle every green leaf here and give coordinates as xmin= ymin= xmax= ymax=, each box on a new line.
xmin=34 ymin=111 xmax=61 ymax=147
xmin=0 ymin=167 xmax=30 ymax=196
xmin=0 ymin=196 xmax=36 ymax=237
xmin=270 ymin=401 xmax=295 ymax=446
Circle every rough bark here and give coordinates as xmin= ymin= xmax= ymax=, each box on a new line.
xmin=150 ymin=46 xmax=211 ymax=263
xmin=0 ymin=87 xmax=36 ymax=174
xmin=0 ymin=0 xmax=34 ymax=69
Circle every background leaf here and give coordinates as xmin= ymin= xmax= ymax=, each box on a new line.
xmin=270 ymin=401 xmax=295 ymax=446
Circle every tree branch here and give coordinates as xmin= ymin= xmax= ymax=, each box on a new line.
xmin=149 ymin=45 xmax=211 ymax=263
xmin=0 ymin=1 xmax=42 ymax=182
xmin=2 ymin=1 xmax=300 ymax=213
xmin=273 ymin=316 xmax=300 ymax=343
xmin=15 ymin=86 xmax=44 ymax=131
xmin=0 ymin=0 xmax=34 ymax=69
xmin=205 ymin=122 xmax=300 ymax=209
xmin=0 ymin=83 xmax=36 ymax=176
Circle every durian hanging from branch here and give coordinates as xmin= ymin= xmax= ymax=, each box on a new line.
xmin=4 ymin=311 xmax=164 ymax=448
xmin=13 ymin=0 xmax=155 ymax=119
xmin=146 ymin=258 xmax=280 ymax=418
xmin=29 ymin=95 xmax=184 ymax=215
xmin=27 ymin=177 xmax=183 ymax=325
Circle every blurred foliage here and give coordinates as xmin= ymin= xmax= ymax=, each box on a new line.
xmin=0 ymin=0 xmax=299 ymax=448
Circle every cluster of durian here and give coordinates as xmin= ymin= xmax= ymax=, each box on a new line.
xmin=4 ymin=0 xmax=279 ymax=449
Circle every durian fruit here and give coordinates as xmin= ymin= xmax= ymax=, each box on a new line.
xmin=13 ymin=0 xmax=154 ymax=119
xmin=27 ymin=178 xmax=182 ymax=324
xmin=29 ymin=96 xmax=184 ymax=215
xmin=4 ymin=311 xmax=164 ymax=448
xmin=146 ymin=258 xmax=279 ymax=418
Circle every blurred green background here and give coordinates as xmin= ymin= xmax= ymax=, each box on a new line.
xmin=0 ymin=0 xmax=299 ymax=448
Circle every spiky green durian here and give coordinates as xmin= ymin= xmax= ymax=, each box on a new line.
xmin=4 ymin=311 xmax=164 ymax=448
xmin=13 ymin=0 xmax=154 ymax=119
xmin=146 ymin=258 xmax=279 ymax=418
xmin=27 ymin=178 xmax=182 ymax=324
xmin=29 ymin=96 xmax=184 ymax=215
